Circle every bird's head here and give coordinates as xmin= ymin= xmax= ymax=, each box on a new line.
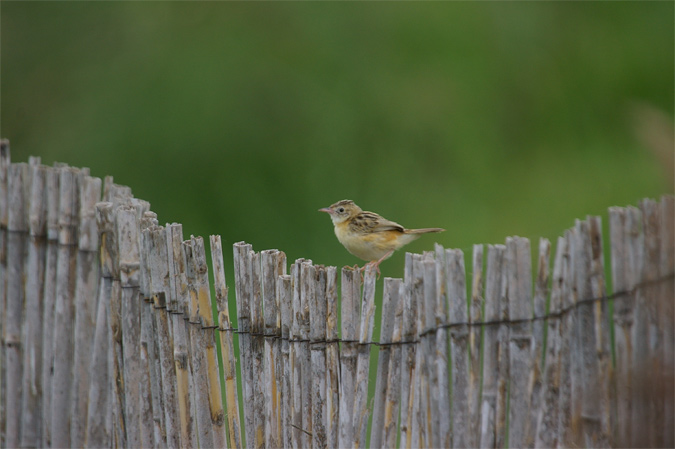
xmin=319 ymin=199 xmax=361 ymax=225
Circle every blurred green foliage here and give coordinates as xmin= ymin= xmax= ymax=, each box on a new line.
xmin=2 ymin=1 xmax=673 ymax=280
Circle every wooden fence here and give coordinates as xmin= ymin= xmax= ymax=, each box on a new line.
xmin=1 ymin=142 xmax=673 ymax=448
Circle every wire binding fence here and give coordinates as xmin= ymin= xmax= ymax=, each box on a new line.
xmin=1 ymin=141 xmax=673 ymax=448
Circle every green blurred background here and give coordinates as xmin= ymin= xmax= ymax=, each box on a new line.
xmin=2 ymin=1 xmax=673 ymax=279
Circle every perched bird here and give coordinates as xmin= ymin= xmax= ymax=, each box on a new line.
xmin=319 ymin=200 xmax=444 ymax=274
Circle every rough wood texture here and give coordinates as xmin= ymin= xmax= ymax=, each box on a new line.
xmin=324 ymin=266 xmax=339 ymax=449
xmin=369 ymin=276 xmax=400 ymax=449
xmin=210 ymin=234 xmax=242 ymax=449
xmin=353 ymin=266 xmax=376 ymax=448
xmin=20 ymin=164 xmax=48 ymax=447
xmin=69 ymin=175 xmax=102 ymax=448
xmin=480 ymin=244 xmax=505 ymax=448
xmin=50 ymin=167 xmax=81 ymax=449
xmin=4 ymin=150 xmax=675 ymax=449
xmin=447 ymin=248 xmax=469 ymax=448
xmin=5 ymin=163 xmax=29 ymax=449
xmin=338 ymin=267 xmax=360 ymax=448
xmin=506 ymin=236 xmax=534 ymax=448
xmin=468 ymin=243 xmax=483 ymax=447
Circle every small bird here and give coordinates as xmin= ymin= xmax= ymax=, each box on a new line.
xmin=319 ymin=200 xmax=444 ymax=274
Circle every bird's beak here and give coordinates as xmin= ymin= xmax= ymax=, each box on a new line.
xmin=319 ymin=207 xmax=332 ymax=214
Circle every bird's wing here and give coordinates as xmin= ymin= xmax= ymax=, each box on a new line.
xmin=350 ymin=211 xmax=405 ymax=234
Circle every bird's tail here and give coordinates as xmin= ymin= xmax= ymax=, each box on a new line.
xmin=405 ymin=227 xmax=445 ymax=234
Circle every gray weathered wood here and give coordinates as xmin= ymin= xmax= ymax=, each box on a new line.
xmin=147 ymin=226 xmax=181 ymax=448
xmin=559 ymin=228 xmax=578 ymax=447
xmin=410 ymin=253 xmax=426 ymax=449
xmin=262 ymin=249 xmax=285 ymax=449
xmin=50 ymin=167 xmax=82 ymax=449
xmin=182 ymin=236 xmax=215 ymax=449
xmin=117 ymin=206 xmax=143 ymax=448
xmin=446 ymin=248 xmax=469 ymax=448
xmin=468 ymin=244 xmax=483 ymax=447
xmin=278 ymin=273 xmax=293 ymax=449
xmin=168 ymin=223 xmax=196 ymax=449
xmin=528 ymin=237 xmax=550 ymax=444
xmin=5 ymin=163 xmax=29 ymax=449
xmin=506 ymin=236 xmax=533 ymax=448
xmin=354 ymin=266 xmax=376 ymax=448
xmin=324 ymin=266 xmax=339 ymax=449
xmin=310 ymin=264 xmax=327 ymax=449
xmin=20 ymin=164 xmax=48 ymax=447
xmin=479 ymin=244 xmax=505 ymax=448
xmin=210 ymin=234 xmax=242 ymax=449
xmin=535 ymin=236 xmax=565 ymax=447
xmin=398 ymin=252 xmax=417 ymax=449
xmin=369 ymin=276 xmax=400 ymax=449
xmin=382 ymin=278 xmax=403 ymax=449
xmin=338 ymin=267 xmax=361 ymax=448
xmin=70 ymin=175 xmax=102 ymax=448
xmin=191 ymin=236 xmax=227 ymax=448
xmin=233 ymin=241 xmax=255 ymax=448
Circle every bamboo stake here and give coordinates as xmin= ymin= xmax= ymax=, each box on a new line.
xmin=182 ymin=237 xmax=215 ymax=448
xmin=40 ymin=167 xmax=60 ymax=447
xmin=338 ymin=267 xmax=361 ymax=448
xmin=147 ymin=226 xmax=181 ymax=448
xmin=233 ymin=241 xmax=254 ymax=448
xmin=639 ymin=199 xmax=665 ymax=447
xmin=263 ymin=249 xmax=285 ymax=449
xmin=309 ymin=264 xmax=327 ymax=448
xmin=210 ymin=234 xmax=243 ymax=449
xmin=190 ymin=236 xmax=227 ymax=448
xmin=479 ymin=244 xmax=505 ymax=448
xmin=559 ymin=228 xmax=579 ymax=447
xmin=85 ymin=200 xmax=116 ymax=448
xmin=250 ymin=249 xmax=266 ymax=449
xmin=535 ymin=236 xmax=566 ymax=447
xmin=69 ymin=175 xmax=102 ymax=448
xmin=382 ymin=278 xmax=403 ymax=449
xmin=5 ymin=163 xmax=29 ymax=449
xmin=409 ymin=254 xmax=425 ymax=449
xmin=324 ymin=266 xmax=339 ymax=449
xmin=445 ymin=248 xmax=469 ymax=448
xmin=468 ymin=244 xmax=484 ymax=447
xmin=354 ymin=266 xmax=376 ymax=448
xmin=506 ymin=236 xmax=533 ymax=448
xmin=369 ymin=276 xmax=400 ymax=449
xmin=278 ymin=273 xmax=293 ymax=449
xmin=398 ymin=252 xmax=416 ymax=449
xmin=528 ymin=237 xmax=550 ymax=442
xmin=20 ymin=163 xmax=47 ymax=447
xmin=140 ymin=211 xmax=164 ymax=448
xmin=116 ymin=205 xmax=144 ymax=448
xmin=51 ymin=166 xmax=82 ymax=449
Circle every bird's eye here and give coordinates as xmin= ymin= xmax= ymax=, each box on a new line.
xmin=337 ymin=207 xmax=345 ymax=213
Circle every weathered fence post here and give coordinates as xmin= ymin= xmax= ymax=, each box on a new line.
xmin=447 ymin=248 xmax=469 ymax=448
xmin=5 ymin=162 xmax=29 ymax=449
xmin=309 ymin=263 xmax=327 ymax=448
xmin=468 ymin=243 xmax=484 ymax=447
xmin=354 ymin=266 xmax=376 ymax=448
xmin=210 ymin=234 xmax=243 ymax=449
xmin=479 ymin=244 xmax=505 ymax=447
xmin=20 ymin=162 xmax=47 ymax=447
xmin=262 ymin=249 xmax=286 ymax=448
xmin=369 ymin=275 xmax=401 ymax=449
xmin=324 ymin=266 xmax=339 ymax=449
xmin=338 ymin=266 xmax=360 ymax=448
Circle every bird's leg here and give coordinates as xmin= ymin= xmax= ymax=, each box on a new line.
xmin=365 ymin=250 xmax=394 ymax=279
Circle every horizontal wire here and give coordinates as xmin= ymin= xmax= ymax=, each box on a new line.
xmin=211 ymin=272 xmax=672 ymax=349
